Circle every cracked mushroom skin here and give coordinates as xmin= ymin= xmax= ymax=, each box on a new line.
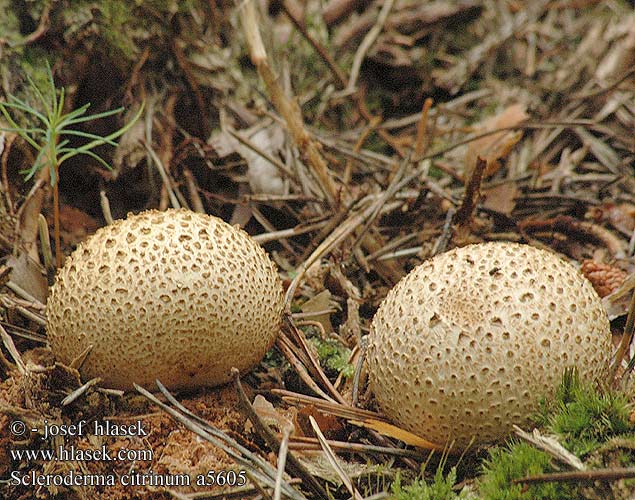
xmin=367 ymin=242 xmax=612 ymax=449
xmin=46 ymin=209 xmax=284 ymax=391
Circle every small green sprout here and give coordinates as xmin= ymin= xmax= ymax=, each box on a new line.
xmin=0 ymin=61 xmax=142 ymax=186
xmin=0 ymin=61 xmax=143 ymax=267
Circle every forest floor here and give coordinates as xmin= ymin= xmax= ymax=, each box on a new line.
xmin=1 ymin=1 xmax=635 ymax=499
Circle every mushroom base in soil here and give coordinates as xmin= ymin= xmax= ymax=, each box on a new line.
xmin=366 ymin=242 xmax=612 ymax=449
xmin=46 ymin=209 xmax=285 ymax=391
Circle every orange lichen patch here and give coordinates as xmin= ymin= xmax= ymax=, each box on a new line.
xmin=367 ymin=242 xmax=611 ymax=449
xmin=46 ymin=208 xmax=285 ymax=391
xmin=581 ymin=259 xmax=627 ymax=298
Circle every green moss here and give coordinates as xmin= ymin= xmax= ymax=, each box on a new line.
xmin=549 ymin=392 xmax=631 ymax=456
xmin=476 ymin=370 xmax=635 ymax=499
xmin=308 ymin=337 xmax=354 ymax=379
xmin=535 ymin=369 xmax=633 ymax=457
xmin=428 ymin=165 xmax=444 ymax=179
xmin=391 ymin=466 xmax=468 ymax=500
xmin=262 ymin=346 xmax=286 ymax=369
xmin=0 ymin=0 xmax=21 ymax=43
xmin=479 ymin=441 xmax=579 ymax=500
xmin=18 ymin=48 xmax=54 ymax=93
xmin=59 ymin=1 xmax=139 ymax=60
xmin=95 ymin=2 xmax=139 ymax=59
xmin=276 ymin=4 xmax=332 ymax=97
xmin=59 ymin=0 xmax=198 ymax=64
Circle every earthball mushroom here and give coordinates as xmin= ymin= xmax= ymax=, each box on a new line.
xmin=367 ymin=242 xmax=611 ymax=449
xmin=46 ymin=209 xmax=284 ymax=391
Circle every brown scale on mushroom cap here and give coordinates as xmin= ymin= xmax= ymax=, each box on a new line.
xmin=367 ymin=242 xmax=612 ymax=449
xmin=46 ymin=209 xmax=284 ymax=391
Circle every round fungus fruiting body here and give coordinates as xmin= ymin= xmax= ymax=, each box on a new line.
xmin=367 ymin=242 xmax=612 ymax=449
xmin=46 ymin=209 xmax=284 ymax=391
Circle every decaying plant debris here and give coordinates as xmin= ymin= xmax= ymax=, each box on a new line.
xmin=1 ymin=0 xmax=635 ymax=499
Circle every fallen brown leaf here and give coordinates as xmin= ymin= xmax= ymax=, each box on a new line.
xmin=466 ymin=103 xmax=528 ymax=178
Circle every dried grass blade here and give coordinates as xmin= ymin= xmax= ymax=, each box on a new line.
xmin=308 ymin=415 xmax=364 ymax=500
xmin=231 ymin=369 xmax=329 ymax=500
xmin=0 ymin=323 xmax=26 ymax=374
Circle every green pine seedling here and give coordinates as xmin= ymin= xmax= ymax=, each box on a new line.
xmin=0 ymin=61 xmax=143 ymax=267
